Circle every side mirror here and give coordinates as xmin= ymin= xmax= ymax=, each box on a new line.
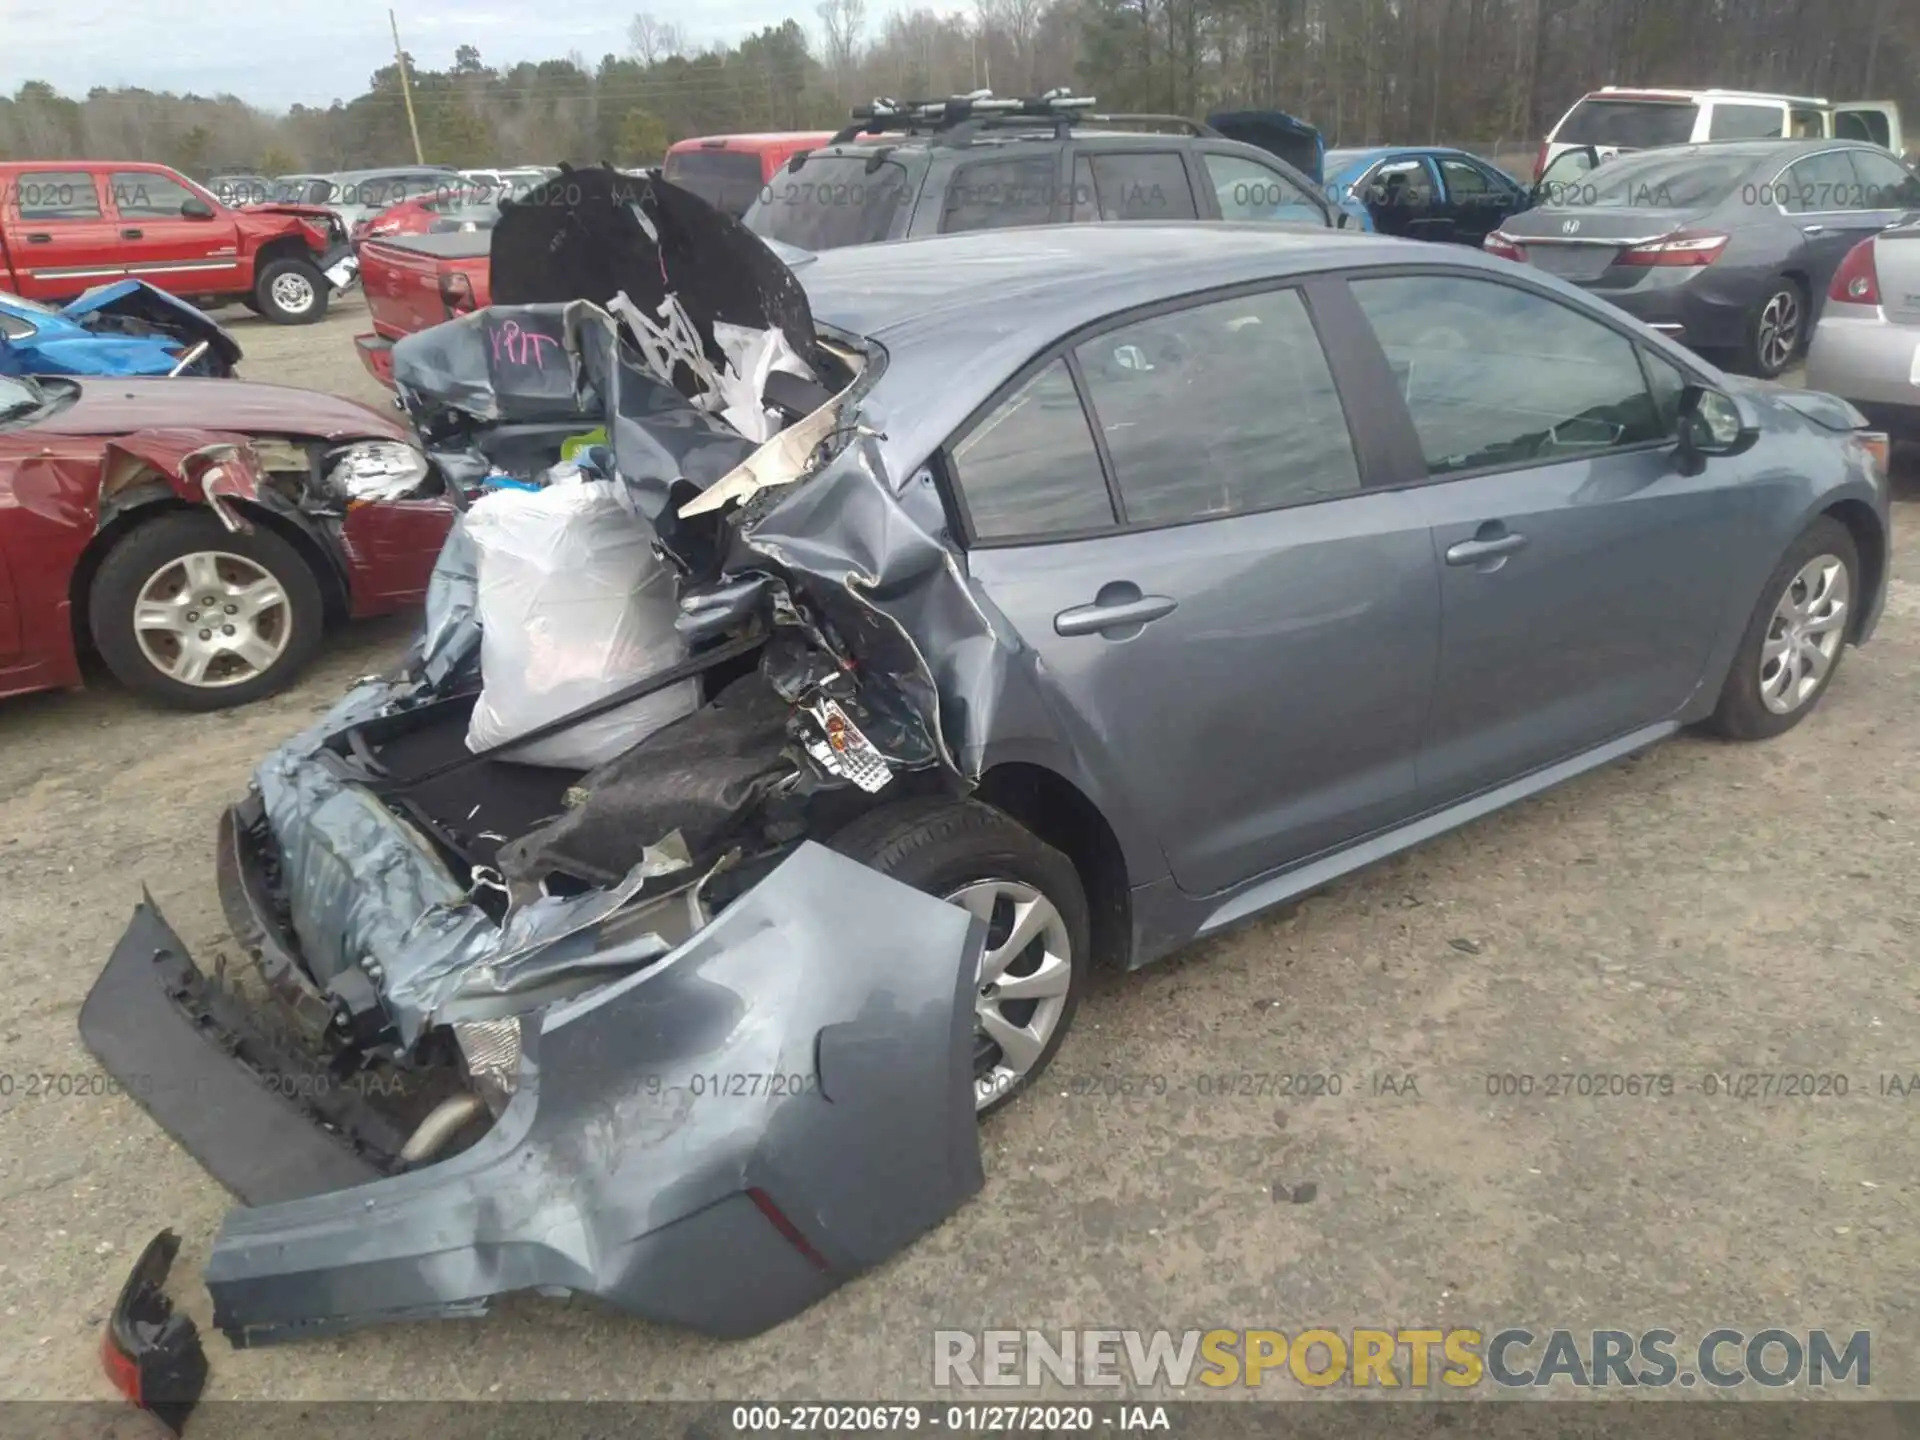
xmin=180 ymin=196 xmax=216 ymax=220
xmin=1675 ymin=384 xmax=1758 ymax=474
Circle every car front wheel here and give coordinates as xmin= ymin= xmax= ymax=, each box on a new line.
xmin=829 ymin=797 xmax=1090 ymax=1116
xmin=1707 ymin=516 xmax=1858 ymax=740
xmin=88 ymin=510 xmax=325 ymax=710
xmin=253 ymin=256 xmax=330 ymax=324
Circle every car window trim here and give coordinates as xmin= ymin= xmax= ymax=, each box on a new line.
xmin=1769 ymin=145 xmax=1907 ymax=216
xmin=943 ymin=274 xmax=1379 ymax=550
xmin=1331 ymin=261 xmax=1712 ymax=491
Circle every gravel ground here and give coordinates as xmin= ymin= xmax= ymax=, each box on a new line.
xmin=2 ymin=294 xmax=1918 ymax=1417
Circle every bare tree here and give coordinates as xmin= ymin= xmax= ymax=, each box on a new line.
xmin=817 ymin=0 xmax=869 ymax=102
xmin=626 ymin=12 xmax=686 ymax=65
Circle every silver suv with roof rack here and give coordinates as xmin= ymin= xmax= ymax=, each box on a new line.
xmin=740 ymin=88 xmax=1365 ymax=252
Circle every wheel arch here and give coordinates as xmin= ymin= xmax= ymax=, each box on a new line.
xmin=974 ymin=761 xmax=1133 ymax=971
xmin=1820 ymin=496 xmax=1886 ymax=642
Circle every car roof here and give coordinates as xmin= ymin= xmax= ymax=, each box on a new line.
xmin=1601 ymin=137 xmax=1864 ymax=167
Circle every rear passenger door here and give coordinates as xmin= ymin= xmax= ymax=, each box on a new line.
xmin=2 ymin=170 xmax=119 ymax=300
xmin=951 ymin=281 xmax=1439 ymax=897
xmin=1066 ymin=149 xmax=1200 ymax=222
xmin=1344 ymin=270 xmax=1748 ymax=807
xmin=1777 ymin=148 xmax=1906 ymax=302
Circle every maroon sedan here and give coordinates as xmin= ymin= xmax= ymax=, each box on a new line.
xmin=0 ymin=370 xmax=455 ymax=708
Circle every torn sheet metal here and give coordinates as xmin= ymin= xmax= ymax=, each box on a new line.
xmin=200 ymin=841 xmax=986 ymax=1346
xmin=0 ymin=281 xmax=239 ymax=379
xmin=413 ymin=515 xmax=481 ymax=688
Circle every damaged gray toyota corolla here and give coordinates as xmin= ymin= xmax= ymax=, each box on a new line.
xmin=83 ymin=166 xmax=1890 ymax=1363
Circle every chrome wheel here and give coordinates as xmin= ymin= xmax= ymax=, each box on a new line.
xmin=1759 ymin=553 xmax=1849 ymax=715
xmin=1756 ymin=288 xmax=1801 ymax=373
xmin=133 ymin=551 xmax=291 ymax=689
xmin=945 ymin=879 xmax=1074 ymax=1112
xmin=270 ymin=270 xmax=317 ymax=315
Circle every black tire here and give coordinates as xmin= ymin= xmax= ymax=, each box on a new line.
xmin=88 ymin=510 xmax=325 ymax=711
xmin=253 ymin=255 xmax=330 ymax=324
xmin=1737 ymin=276 xmax=1807 ymax=379
xmin=829 ymin=796 xmax=1090 ymax=1117
xmin=1707 ymin=516 xmax=1858 ymax=741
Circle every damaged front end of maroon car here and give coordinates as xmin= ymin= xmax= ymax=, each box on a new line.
xmin=79 ymin=169 xmax=1002 ymax=1422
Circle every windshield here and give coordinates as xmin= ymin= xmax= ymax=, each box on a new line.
xmin=745 ymin=154 xmax=915 ymax=250
xmin=272 ymin=176 xmax=334 ymax=204
xmin=1556 ymin=99 xmax=1699 ymax=148
xmin=1568 ymin=150 xmax=1751 ymax=210
xmin=0 ymin=374 xmax=47 ymax=421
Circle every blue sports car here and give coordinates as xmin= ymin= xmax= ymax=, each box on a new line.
xmin=0 ymin=281 xmax=240 ymax=378
xmin=1322 ymin=145 xmax=1536 ymax=246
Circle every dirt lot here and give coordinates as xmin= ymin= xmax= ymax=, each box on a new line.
xmin=3 ymin=294 xmax=1919 ymax=1414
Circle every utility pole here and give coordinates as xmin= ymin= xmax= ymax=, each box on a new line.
xmin=390 ymin=8 xmax=426 ymax=164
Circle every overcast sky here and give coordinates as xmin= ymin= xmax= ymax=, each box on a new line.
xmin=0 ymin=0 xmax=870 ymax=111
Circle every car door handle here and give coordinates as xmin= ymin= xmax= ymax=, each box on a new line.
xmin=120 ymin=227 xmax=143 ymax=239
xmin=25 ymin=232 xmax=51 ymax=243
xmin=1445 ymin=532 xmax=1529 ymax=566
xmin=1054 ymin=590 xmax=1178 ymax=637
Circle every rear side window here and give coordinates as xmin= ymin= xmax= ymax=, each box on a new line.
xmin=1555 ymin=99 xmax=1699 ymax=148
xmin=1083 ymin=152 xmax=1198 ymax=220
xmin=1438 ymin=158 xmax=1500 ymax=197
xmin=941 ymin=156 xmax=1060 ymax=233
xmin=1708 ymin=103 xmax=1785 ymax=140
xmin=951 ymin=359 xmax=1115 ymax=541
xmin=13 ymin=171 xmax=101 ymax=221
xmin=1075 ymin=288 xmax=1359 ymax=524
xmin=664 ymin=150 xmax=767 ymax=217
xmin=1778 ymin=150 xmax=1867 ymax=213
xmin=748 ymin=155 xmax=915 ymax=251
xmin=1351 ymin=275 xmax=1668 ymax=475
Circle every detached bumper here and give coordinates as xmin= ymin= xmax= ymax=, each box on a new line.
xmin=82 ymin=843 xmax=987 ymax=1347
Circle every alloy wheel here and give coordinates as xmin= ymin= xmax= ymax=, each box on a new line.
xmin=133 ymin=551 xmax=292 ymax=689
xmin=271 ymin=271 xmax=317 ymax=315
xmin=1759 ymin=553 xmax=1849 ymax=715
xmin=944 ymin=878 xmax=1075 ymax=1112
xmin=1756 ymin=288 xmax=1801 ymax=373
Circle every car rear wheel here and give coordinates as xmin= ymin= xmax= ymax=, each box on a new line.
xmin=253 ymin=256 xmax=330 ymax=325
xmin=1740 ymin=278 xmax=1806 ymax=379
xmin=89 ymin=510 xmax=325 ymax=710
xmin=1707 ymin=516 xmax=1858 ymax=741
xmin=829 ymin=797 xmax=1090 ymax=1116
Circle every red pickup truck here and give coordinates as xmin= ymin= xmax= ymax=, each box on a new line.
xmin=0 ymin=161 xmax=351 ymax=324
xmin=354 ymin=229 xmax=492 ymax=385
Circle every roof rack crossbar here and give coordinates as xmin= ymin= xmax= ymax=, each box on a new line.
xmin=828 ymin=89 xmax=1099 ymax=145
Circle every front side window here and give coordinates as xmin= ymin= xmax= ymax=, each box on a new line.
xmin=1351 ymin=274 xmax=1669 ymax=476
xmin=1204 ymin=153 xmax=1326 ymax=225
xmin=1438 ymin=158 xmax=1501 ymax=198
xmin=1846 ymin=149 xmax=1920 ymax=209
xmin=14 ymin=171 xmax=101 ymax=221
xmin=1364 ymin=158 xmax=1437 ymax=211
xmin=950 ymin=359 xmax=1115 ymax=541
xmin=110 ymin=171 xmax=200 ymax=220
xmin=1074 ymin=288 xmax=1360 ymax=524
xmin=1084 ymin=152 xmax=1198 ymax=220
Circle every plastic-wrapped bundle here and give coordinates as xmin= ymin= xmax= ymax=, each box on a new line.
xmin=465 ymin=477 xmax=697 ymax=769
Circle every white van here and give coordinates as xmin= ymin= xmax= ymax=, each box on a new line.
xmin=1536 ymin=88 xmax=1903 ymax=179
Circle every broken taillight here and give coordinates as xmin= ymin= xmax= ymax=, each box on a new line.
xmin=748 ymin=1187 xmax=831 ymax=1270
xmin=440 ymin=270 xmax=477 ymax=318
xmin=101 ymin=1230 xmax=209 ymax=1434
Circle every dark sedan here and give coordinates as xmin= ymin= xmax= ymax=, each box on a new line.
xmin=1487 ymin=139 xmax=1920 ymax=376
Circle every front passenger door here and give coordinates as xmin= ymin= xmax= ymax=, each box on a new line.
xmin=1346 ymin=273 xmax=1750 ymax=807
xmin=108 ymin=169 xmax=241 ymax=296
xmin=954 ymin=284 xmax=1438 ymax=897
